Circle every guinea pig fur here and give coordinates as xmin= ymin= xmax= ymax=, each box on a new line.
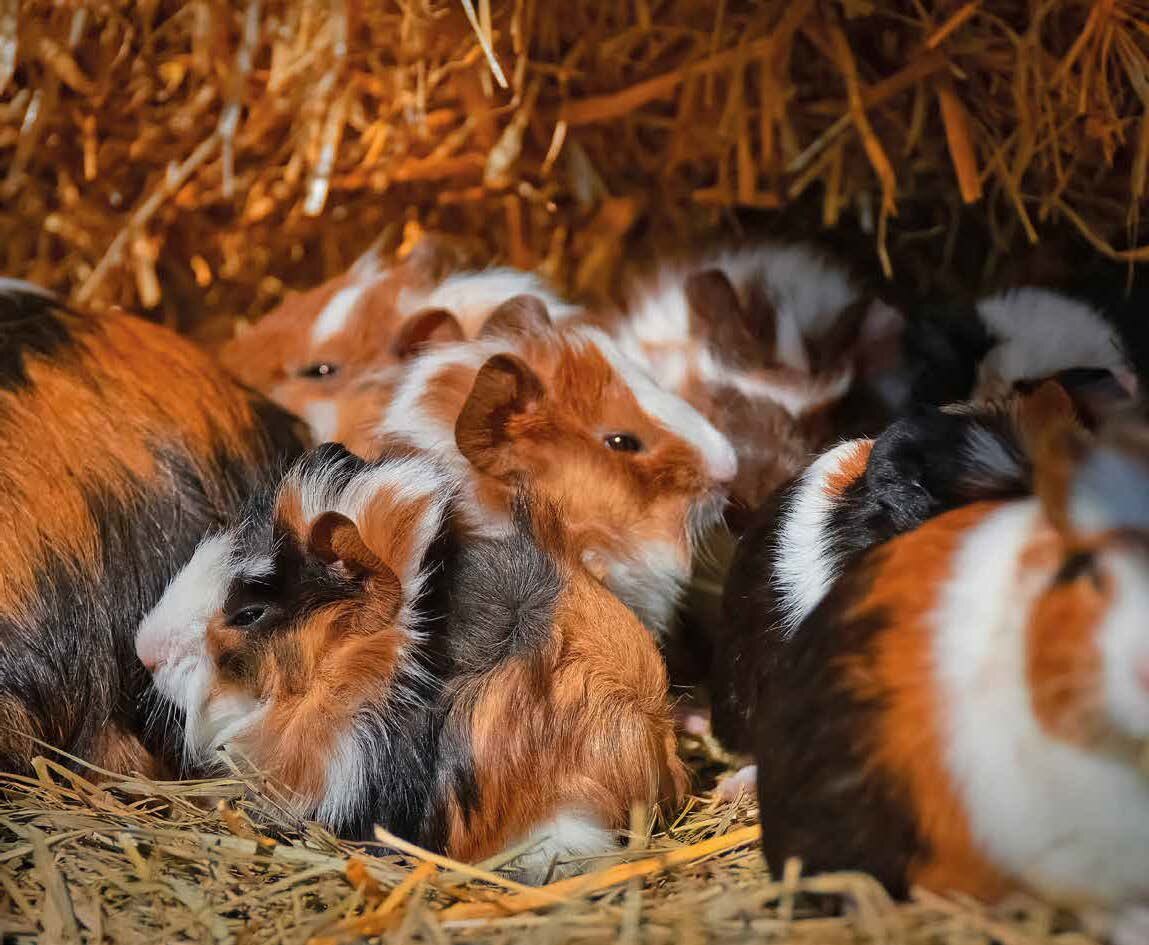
xmin=0 ymin=280 xmax=303 ymax=777
xmin=601 ymin=244 xmax=904 ymax=514
xmin=711 ymin=388 xmax=1063 ymax=757
xmin=897 ymin=287 xmax=1139 ymax=412
xmin=752 ymin=414 xmax=1149 ymax=925
xmin=219 ymin=235 xmax=580 ymax=442
xmin=136 ymin=445 xmax=685 ymax=879
xmin=360 ymin=295 xmax=738 ymax=638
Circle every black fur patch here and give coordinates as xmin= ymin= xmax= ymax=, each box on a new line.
xmin=0 ymin=287 xmax=79 ymax=391
xmin=753 ymin=553 xmax=923 ymax=897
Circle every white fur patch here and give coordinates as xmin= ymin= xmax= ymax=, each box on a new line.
xmin=505 ymin=809 xmax=616 ymax=883
xmin=0 ymin=277 xmax=55 ymax=301
xmin=602 ymin=541 xmax=688 ymax=640
xmin=1070 ymin=446 xmax=1149 ymax=536
xmin=302 ymin=399 xmax=339 ymax=443
xmin=1099 ymin=549 xmax=1149 ymax=739
xmin=396 ymin=268 xmax=581 ymax=334
xmin=310 ymin=284 xmax=367 ymax=344
xmin=772 ymin=439 xmax=872 ymax=636
xmin=934 ymin=500 xmax=1149 ymax=905
xmin=314 ymin=729 xmax=368 ymax=829
xmin=976 ymin=288 xmax=1130 ymax=395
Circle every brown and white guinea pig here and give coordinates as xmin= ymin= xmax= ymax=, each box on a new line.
xmin=752 ymin=412 xmax=1149 ymax=936
xmin=898 ymin=286 xmax=1140 ymax=413
xmin=0 ymin=279 xmax=303 ymax=777
xmin=345 ymin=294 xmax=739 ymax=638
xmin=596 ymin=244 xmax=903 ymax=517
xmin=218 ymin=236 xmax=580 ymax=442
xmin=136 ymin=443 xmax=684 ymax=879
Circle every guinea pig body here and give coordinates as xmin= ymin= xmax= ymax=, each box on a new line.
xmin=356 ymin=303 xmax=737 ymax=638
xmin=0 ymin=280 xmax=302 ymax=776
xmin=220 ymin=237 xmax=579 ymax=442
xmin=603 ymin=244 xmax=902 ymax=513
xmin=137 ymin=446 xmax=684 ymax=879
xmin=753 ymin=424 xmax=1149 ymax=922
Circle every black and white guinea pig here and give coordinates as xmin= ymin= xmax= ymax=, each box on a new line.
xmin=893 ymin=286 xmax=1139 ymax=412
xmin=752 ymin=415 xmax=1149 ymax=943
xmin=0 ymin=280 xmax=303 ymax=777
xmin=136 ymin=443 xmax=685 ymax=880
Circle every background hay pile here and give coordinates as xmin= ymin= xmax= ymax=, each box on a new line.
xmin=3 ymin=0 xmax=1149 ymax=342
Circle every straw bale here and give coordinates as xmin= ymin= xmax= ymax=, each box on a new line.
xmin=3 ymin=1 xmax=1149 ymax=339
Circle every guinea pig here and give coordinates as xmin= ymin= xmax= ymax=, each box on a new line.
xmin=219 ymin=235 xmax=580 ymax=442
xmin=752 ymin=415 xmax=1149 ymax=936
xmin=136 ymin=444 xmax=685 ymax=879
xmin=895 ymin=287 xmax=1140 ymax=411
xmin=711 ymin=382 xmax=1077 ymax=791
xmin=597 ymin=244 xmax=903 ymax=517
xmin=0 ymin=279 xmax=303 ymax=777
xmin=351 ymin=294 xmax=739 ymax=638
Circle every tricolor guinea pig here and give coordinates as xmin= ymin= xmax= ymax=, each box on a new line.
xmin=219 ymin=236 xmax=580 ymax=442
xmin=752 ymin=414 xmax=1149 ymax=937
xmin=136 ymin=444 xmax=685 ymax=879
xmin=348 ymin=294 xmax=738 ymax=638
xmin=0 ymin=280 xmax=303 ymax=777
xmin=598 ymin=244 xmax=903 ymax=516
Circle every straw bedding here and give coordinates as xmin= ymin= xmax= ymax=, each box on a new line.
xmin=1 ymin=1 xmax=1145 ymax=942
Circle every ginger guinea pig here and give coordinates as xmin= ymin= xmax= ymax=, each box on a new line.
xmin=136 ymin=444 xmax=685 ymax=879
xmin=219 ymin=236 xmax=580 ymax=442
xmin=358 ymin=294 xmax=738 ymax=637
xmin=600 ymin=244 xmax=903 ymax=517
xmin=752 ymin=413 xmax=1149 ymax=937
xmin=0 ymin=280 xmax=302 ymax=777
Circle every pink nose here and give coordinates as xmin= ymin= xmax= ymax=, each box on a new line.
xmin=136 ymin=640 xmax=163 ymax=674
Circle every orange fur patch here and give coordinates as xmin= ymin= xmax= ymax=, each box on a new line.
xmin=823 ymin=439 xmax=874 ymax=498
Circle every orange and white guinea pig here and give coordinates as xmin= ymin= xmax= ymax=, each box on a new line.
xmin=0 ymin=279 xmax=302 ymax=777
xmin=596 ymin=244 xmax=903 ymax=515
xmin=336 ymin=295 xmax=738 ymax=637
xmin=219 ymin=235 xmax=581 ymax=442
xmin=751 ymin=406 xmax=1149 ymax=940
xmin=136 ymin=443 xmax=684 ymax=879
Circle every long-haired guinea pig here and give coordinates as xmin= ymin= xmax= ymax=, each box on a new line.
xmin=219 ymin=235 xmax=580 ymax=442
xmin=136 ymin=444 xmax=684 ymax=879
xmin=895 ymin=286 xmax=1140 ymax=411
xmin=595 ymin=244 xmax=903 ymax=516
xmin=0 ymin=280 xmax=303 ymax=777
xmin=752 ymin=415 xmax=1149 ymax=934
xmin=710 ymin=386 xmax=1071 ymax=759
xmin=342 ymin=294 xmax=738 ymax=638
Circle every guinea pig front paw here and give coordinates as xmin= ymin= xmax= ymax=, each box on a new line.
xmin=715 ymin=764 xmax=757 ymax=803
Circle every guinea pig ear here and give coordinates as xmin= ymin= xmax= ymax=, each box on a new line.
xmin=398 ymin=232 xmax=464 ymax=283
xmin=455 ymin=354 xmax=546 ymax=477
xmin=308 ymin=510 xmax=396 ymax=587
xmin=685 ymin=269 xmax=776 ymax=363
xmin=478 ymin=295 xmax=553 ymax=340
xmin=391 ymin=307 xmax=465 ymax=360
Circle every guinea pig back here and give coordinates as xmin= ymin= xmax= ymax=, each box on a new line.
xmin=0 ymin=281 xmax=302 ymax=776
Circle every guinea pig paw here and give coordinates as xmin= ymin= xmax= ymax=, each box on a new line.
xmin=674 ymin=706 xmax=711 ymax=737
xmin=715 ymin=764 xmax=757 ymax=803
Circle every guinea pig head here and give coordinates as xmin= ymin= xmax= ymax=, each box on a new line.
xmin=219 ymin=237 xmax=464 ymax=441
xmin=1024 ymin=415 xmax=1149 ymax=756
xmin=135 ymin=444 xmax=456 ymax=826
xmin=453 ymin=321 xmax=737 ymax=636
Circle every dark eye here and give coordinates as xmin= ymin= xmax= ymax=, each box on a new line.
xmin=298 ymin=362 xmax=339 ymax=380
xmin=603 ymin=433 xmax=643 ymax=453
xmin=228 ymin=605 xmax=266 ymax=628
xmin=1053 ymin=550 xmax=1097 ymax=586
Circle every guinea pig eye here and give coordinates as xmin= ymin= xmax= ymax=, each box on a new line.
xmin=228 ymin=605 xmax=266 ymax=628
xmin=1053 ymin=550 xmax=1098 ymax=586
xmin=603 ymin=433 xmax=643 ymax=453
xmin=298 ymin=362 xmax=339 ymax=380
